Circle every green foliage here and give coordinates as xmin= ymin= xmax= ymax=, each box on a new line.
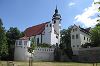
xmin=28 ymin=47 xmax=33 ymax=53
xmin=30 ymin=38 xmax=35 ymax=50
xmin=94 ymin=2 xmax=100 ymax=4
xmin=81 ymin=43 xmax=92 ymax=48
xmin=0 ymin=18 xmax=8 ymax=59
xmin=90 ymin=24 xmax=100 ymax=47
xmin=60 ymin=26 xmax=73 ymax=59
xmin=28 ymin=38 xmax=36 ymax=53
xmin=54 ymin=47 xmax=61 ymax=61
xmin=60 ymin=26 xmax=72 ymax=49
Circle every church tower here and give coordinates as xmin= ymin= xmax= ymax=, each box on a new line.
xmin=52 ymin=6 xmax=61 ymax=45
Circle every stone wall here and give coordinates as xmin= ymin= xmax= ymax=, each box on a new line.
xmin=33 ymin=47 xmax=54 ymax=61
xmin=78 ymin=47 xmax=100 ymax=62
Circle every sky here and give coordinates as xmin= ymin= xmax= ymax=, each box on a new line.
xmin=0 ymin=0 xmax=99 ymax=31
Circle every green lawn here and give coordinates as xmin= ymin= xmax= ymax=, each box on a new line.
xmin=0 ymin=61 xmax=100 ymax=66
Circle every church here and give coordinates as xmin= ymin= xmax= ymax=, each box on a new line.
xmin=14 ymin=7 xmax=61 ymax=61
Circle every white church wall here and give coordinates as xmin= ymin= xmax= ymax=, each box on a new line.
xmin=42 ymin=22 xmax=52 ymax=44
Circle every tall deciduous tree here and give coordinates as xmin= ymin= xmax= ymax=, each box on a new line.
xmin=90 ymin=1 xmax=100 ymax=47
xmin=60 ymin=26 xmax=73 ymax=59
xmin=0 ymin=18 xmax=8 ymax=60
xmin=90 ymin=24 xmax=100 ymax=47
xmin=6 ymin=27 xmax=22 ymax=60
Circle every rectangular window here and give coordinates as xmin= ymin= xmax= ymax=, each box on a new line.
xmin=24 ymin=41 xmax=27 ymax=45
xmin=19 ymin=40 xmax=22 ymax=45
xmin=72 ymin=35 xmax=74 ymax=39
xmin=87 ymin=38 xmax=88 ymax=41
xmin=73 ymin=29 xmax=74 ymax=32
xmin=37 ymin=38 xmax=39 ymax=44
xmin=76 ymin=34 xmax=78 ymax=39
xmin=73 ymin=45 xmax=75 ymax=47
xmin=15 ymin=41 xmax=18 ymax=46
xmin=75 ymin=28 xmax=77 ymax=31
xmin=77 ymin=45 xmax=79 ymax=47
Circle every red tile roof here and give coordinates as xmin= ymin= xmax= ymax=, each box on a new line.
xmin=24 ymin=22 xmax=49 ymax=37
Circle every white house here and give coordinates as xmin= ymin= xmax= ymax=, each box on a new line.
xmin=14 ymin=7 xmax=61 ymax=61
xmin=71 ymin=25 xmax=91 ymax=55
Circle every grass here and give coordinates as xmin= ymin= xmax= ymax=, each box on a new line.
xmin=0 ymin=61 xmax=100 ymax=66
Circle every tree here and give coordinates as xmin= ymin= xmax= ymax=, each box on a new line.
xmin=90 ymin=1 xmax=100 ymax=47
xmin=28 ymin=38 xmax=35 ymax=54
xmin=6 ymin=27 xmax=22 ymax=60
xmin=54 ymin=46 xmax=61 ymax=61
xmin=0 ymin=18 xmax=8 ymax=60
xmin=60 ymin=26 xmax=73 ymax=59
xmin=90 ymin=24 xmax=100 ymax=47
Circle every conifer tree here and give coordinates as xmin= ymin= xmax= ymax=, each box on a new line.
xmin=0 ymin=18 xmax=8 ymax=60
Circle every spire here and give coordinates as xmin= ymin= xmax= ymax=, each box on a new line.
xmin=52 ymin=5 xmax=61 ymax=20
xmin=55 ymin=5 xmax=58 ymax=14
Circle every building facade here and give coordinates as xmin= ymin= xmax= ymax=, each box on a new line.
xmin=14 ymin=7 xmax=61 ymax=61
xmin=71 ymin=25 xmax=91 ymax=55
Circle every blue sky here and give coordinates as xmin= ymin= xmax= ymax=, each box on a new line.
xmin=0 ymin=0 xmax=99 ymax=31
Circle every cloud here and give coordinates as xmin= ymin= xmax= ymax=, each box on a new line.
xmin=94 ymin=0 xmax=100 ymax=2
xmin=74 ymin=3 xmax=100 ymax=27
xmin=68 ymin=2 xmax=76 ymax=7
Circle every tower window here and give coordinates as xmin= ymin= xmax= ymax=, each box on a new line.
xmin=72 ymin=35 xmax=74 ymax=39
xmin=54 ymin=21 xmax=56 ymax=24
xmin=56 ymin=36 xmax=58 ymax=39
xmin=50 ymin=24 xmax=52 ymax=27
